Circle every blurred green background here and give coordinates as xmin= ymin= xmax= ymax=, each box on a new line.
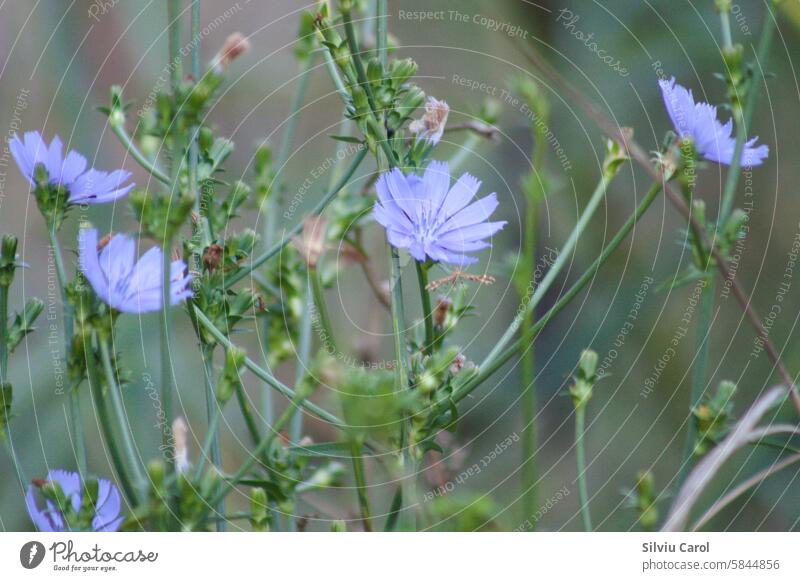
xmin=1 ymin=0 xmax=799 ymax=531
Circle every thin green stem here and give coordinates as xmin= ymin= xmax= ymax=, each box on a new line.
xmin=98 ymin=336 xmax=148 ymax=498
xmin=350 ymin=439 xmax=373 ymax=531
xmin=310 ymin=266 xmax=336 ymax=353
xmin=223 ymin=148 xmax=368 ymax=289
xmin=47 ymin=227 xmax=87 ymax=481
xmin=290 ymin=281 xmax=313 ymax=442
xmin=200 ymin=342 xmax=225 ymax=530
xmin=718 ymin=10 xmax=776 ymax=222
xmin=415 ymin=261 xmax=434 ymax=352
xmin=258 ymin=55 xmax=317 ymax=429
xmin=454 ymin=179 xmax=665 ymax=403
xmin=679 ymin=277 xmax=714 ymax=483
xmin=160 ymin=242 xmax=175 ymax=478
xmin=574 ymin=405 xmax=592 ymax=531
xmin=110 ymin=123 xmax=170 ymax=185
xmin=193 ymin=307 xmax=344 ymax=427
xmin=483 ymin=165 xmax=623 ymax=373
xmin=86 ymin=331 xmax=137 ymax=504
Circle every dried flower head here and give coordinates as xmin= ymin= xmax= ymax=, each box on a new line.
xmin=212 ymin=32 xmax=251 ymax=72
xmin=173 ymin=417 xmax=190 ymax=474
xmin=292 ymin=214 xmax=328 ymax=268
xmin=409 ymin=97 xmax=450 ymax=145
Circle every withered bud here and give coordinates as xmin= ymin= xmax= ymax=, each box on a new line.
xmin=434 ymin=296 xmax=452 ymax=328
xmin=203 ymin=243 xmax=224 ymax=272
xmin=31 ymin=477 xmax=47 ymax=488
xmin=450 ymin=352 xmax=466 ymax=374
xmin=292 ymin=214 xmax=328 ymax=268
xmin=409 ymin=96 xmax=450 ymax=145
xmin=212 ymin=33 xmax=251 ymax=72
xmin=172 ymin=416 xmax=190 ymax=474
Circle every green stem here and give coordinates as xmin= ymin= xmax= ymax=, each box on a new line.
xmin=415 ymin=261 xmax=434 ymax=352
xmin=454 ymin=179 xmax=665 ymax=403
xmin=193 ymin=307 xmax=344 ymax=427
xmin=483 ymin=165 xmax=622 ymax=373
xmin=160 ymin=241 xmax=175 ymax=477
xmin=86 ymin=331 xmax=137 ymax=504
xmin=110 ymin=123 xmax=170 ymax=185
xmin=290 ymin=281 xmax=313 ymax=443
xmin=223 ymin=148 xmax=368 ymax=289
xmin=200 ymin=342 xmax=225 ymax=530
xmin=520 ymin=202 xmax=539 ymax=526
xmin=98 ymin=336 xmax=148 ymax=498
xmin=574 ymin=405 xmax=592 ymax=531
xmin=679 ymin=276 xmax=714 ymax=482
xmin=718 ymin=10 xmax=776 ymax=222
xmin=259 ymin=55 xmax=317 ymax=429
xmin=350 ymin=438 xmax=373 ymax=531
xmin=47 ymin=227 xmax=87 ymax=481
xmin=310 ymin=266 xmax=336 ymax=353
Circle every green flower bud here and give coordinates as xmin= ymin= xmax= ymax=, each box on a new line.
xmin=0 ymin=234 xmax=19 ymax=286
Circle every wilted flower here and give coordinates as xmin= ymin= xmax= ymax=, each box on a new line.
xmin=658 ymin=77 xmax=768 ymax=166
xmin=172 ymin=417 xmax=190 ymax=474
xmin=409 ymin=97 xmax=450 ymax=145
xmin=79 ymin=227 xmax=192 ymax=313
xmin=10 ymin=131 xmax=134 ymax=203
xmin=212 ymin=32 xmax=251 ymax=73
xmin=373 ymin=161 xmax=506 ymax=265
xmin=292 ymin=215 xmax=328 ymax=268
xmin=26 ymin=470 xmax=124 ymax=532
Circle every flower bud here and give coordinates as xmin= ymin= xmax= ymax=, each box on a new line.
xmin=0 ymin=234 xmax=19 ymax=286
xmin=202 ymin=243 xmax=224 ymax=273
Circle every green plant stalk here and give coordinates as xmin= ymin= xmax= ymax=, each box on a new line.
xmin=86 ymin=332 xmax=137 ymax=504
xmin=223 ymin=148 xmax=368 ymax=288
xmin=259 ymin=54 xmax=317 ymax=429
xmin=520 ymin=200 xmax=539 ymax=526
xmin=718 ymin=10 xmax=776 ymax=222
xmin=290 ymin=281 xmax=313 ymax=443
xmin=201 ymin=342 xmax=225 ymax=530
xmin=350 ymin=439 xmax=373 ymax=531
xmin=110 ymin=124 xmax=170 ymax=185
xmin=483 ymin=165 xmax=622 ymax=372
xmin=454 ymin=179 xmax=666 ymax=403
xmin=310 ymin=266 xmax=336 ymax=354
xmin=0 ymin=283 xmax=26 ymax=486
xmin=47 ymin=227 xmax=88 ymax=481
xmin=162 ymin=0 xmax=184 ymax=481
xmin=679 ymin=276 xmax=714 ymax=484
xmin=574 ymin=405 xmax=592 ymax=531
xmin=389 ymin=246 xmax=416 ymax=531
xmin=310 ymin=265 xmax=374 ymax=528
xmin=98 ymin=337 xmax=148 ymax=498
xmin=193 ymin=307 xmax=344 ymax=426
xmin=520 ymin=113 xmax=548 ymax=526
xmin=415 ymin=262 xmax=434 ymax=351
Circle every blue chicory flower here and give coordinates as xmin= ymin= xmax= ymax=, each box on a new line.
xmin=79 ymin=228 xmax=192 ymax=313
xmin=373 ymin=161 xmax=506 ymax=265
xmin=26 ymin=470 xmax=124 ymax=532
xmin=659 ymin=77 xmax=768 ymax=166
xmin=10 ymin=131 xmax=134 ymax=203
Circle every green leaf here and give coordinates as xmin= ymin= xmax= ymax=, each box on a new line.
xmin=329 ymin=134 xmax=364 ymax=144
xmin=286 ymin=441 xmax=353 ymax=458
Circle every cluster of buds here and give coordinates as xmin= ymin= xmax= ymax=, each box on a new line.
xmin=692 ymin=380 xmax=737 ymax=458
